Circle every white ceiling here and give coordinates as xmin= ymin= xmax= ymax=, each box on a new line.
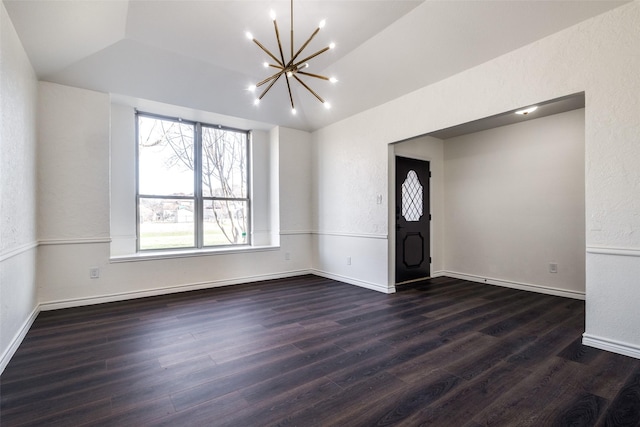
xmin=3 ymin=0 xmax=628 ymax=131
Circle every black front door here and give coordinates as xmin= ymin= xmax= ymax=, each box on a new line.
xmin=395 ymin=156 xmax=430 ymax=284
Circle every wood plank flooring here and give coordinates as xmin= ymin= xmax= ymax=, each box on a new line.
xmin=2 ymin=275 xmax=640 ymax=426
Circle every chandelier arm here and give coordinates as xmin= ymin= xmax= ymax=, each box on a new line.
xmin=291 ymin=29 xmax=294 ymax=60
xmin=284 ymin=75 xmax=295 ymax=109
xmin=293 ymin=46 xmax=330 ymax=69
xmin=293 ymin=75 xmax=325 ymax=103
xmin=273 ymin=20 xmax=287 ymax=68
xmin=289 ymin=27 xmax=321 ymax=66
xmin=256 ymin=69 xmax=284 ymax=88
xmin=258 ymin=72 xmax=284 ymax=100
xmin=252 ymin=39 xmax=283 ymax=67
xmin=297 ymin=70 xmax=329 ymax=81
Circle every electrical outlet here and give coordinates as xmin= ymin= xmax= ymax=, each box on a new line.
xmin=347 ymin=256 xmax=351 ymax=265
xmin=285 ymin=252 xmax=290 ymax=261
xmin=549 ymin=263 xmax=558 ymax=274
xmin=89 ymin=267 xmax=100 ymax=279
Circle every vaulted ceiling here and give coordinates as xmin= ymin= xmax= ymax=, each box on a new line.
xmin=3 ymin=0 xmax=628 ymax=131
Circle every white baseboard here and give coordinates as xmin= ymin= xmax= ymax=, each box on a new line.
xmin=583 ymin=333 xmax=640 ymax=360
xmin=39 ymin=270 xmax=313 ymax=311
xmin=1 ymin=306 xmax=39 ymax=375
xmin=441 ymin=271 xmax=585 ymax=300
xmin=311 ymin=269 xmax=394 ymax=294
xmin=429 ymin=271 xmax=447 ymax=278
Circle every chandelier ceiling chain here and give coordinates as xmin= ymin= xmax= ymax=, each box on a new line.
xmin=246 ymin=0 xmax=336 ymax=114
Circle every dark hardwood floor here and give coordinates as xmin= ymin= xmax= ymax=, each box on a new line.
xmin=2 ymin=275 xmax=640 ymax=426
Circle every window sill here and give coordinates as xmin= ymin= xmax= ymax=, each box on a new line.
xmin=110 ymin=245 xmax=280 ymax=263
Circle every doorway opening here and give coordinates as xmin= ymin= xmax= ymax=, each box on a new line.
xmin=390 ymin=92 xmax=585 ymax=296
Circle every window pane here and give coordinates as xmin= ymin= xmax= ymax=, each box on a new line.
xmin=201 ymin=127 xmax=247 ymax=198
xmin=401 ymin=170 xmax=423 ymax=222
xmin=139 ymin=198 xmax=195 ymax=250
xmin=203 ymin=200 xmax=248 ymax=246
xmin=138 ymin=116 xmax=195 ymax=196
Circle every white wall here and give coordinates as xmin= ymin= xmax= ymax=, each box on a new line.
xmin=109 ymin=103 xmax=136 ymax=255
xmin=443 ymin=109 xmax=585 ymax=298
xmin=36 ymin=82 xmax=313 ymax=309
xmin=278 ymin=126 xmax=314 ymax=267
xmin=38 ymin=83 xmax=111 ymax=242
xmin=312 ymin=115 xmax=391 ymax=292
xmin=0 ymin=2 xmax=39 ymax=372
xmin=313 ymin=1 xmax=640 ymax=357
xmin=251 ymin=128 xmax=273 ymax=246
xmin=278 ymin=127 xmax=312 ymax=235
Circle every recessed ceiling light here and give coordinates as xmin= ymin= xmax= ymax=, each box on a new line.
xmin=515 ymin=106 xmax=538 ymax=115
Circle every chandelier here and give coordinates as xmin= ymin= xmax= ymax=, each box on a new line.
xmin=246 ymin=0 xmax=336 ymax=114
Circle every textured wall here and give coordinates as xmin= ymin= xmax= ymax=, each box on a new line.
xmin=279 ymin=127 xmax=312 ymax=234
xmin=313 ymin=115 xmax=389 ymax=237
xmin=37 ymin=234 xmax=312 ymax=307
xmin=312 ymin=115 xmax=391 ymax=291
xmin=1 ymin=5 xmax=38 ymax=251
xmin=313 ymin=1 xmax=640 ymax=355
xmin=37 ymin=83 xmax=111 ymax=240
xmin=444 ymin=109 xmax=585 ymax=295
xmin=0 ymin=2 xmax=39 ymax=371
xmin=109 ymin=103 xmax=136 ymax=255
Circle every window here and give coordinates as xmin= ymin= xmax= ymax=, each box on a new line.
xmin=136 ymin=112 xmax=250 ymax=251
